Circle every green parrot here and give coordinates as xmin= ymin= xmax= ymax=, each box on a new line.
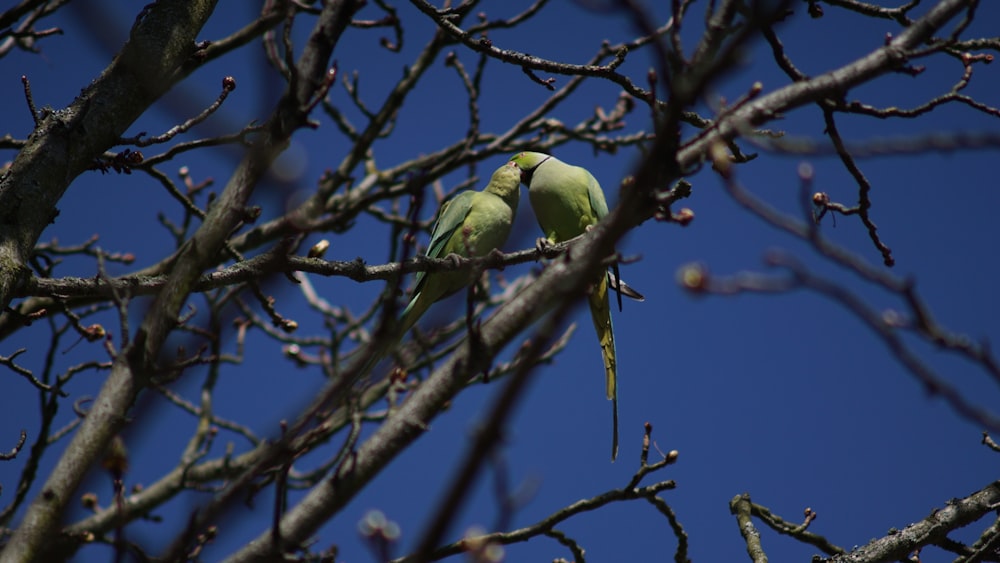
xmin=397 ymin=160 xmax=521 ymax=335
xmin=362 ymin=161 xmax=521 ymax=376
xmin=509 ymin=151 xmax=640 ymax=461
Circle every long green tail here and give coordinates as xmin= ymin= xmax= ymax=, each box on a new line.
xmin=587 ymin=273 xmax=618 ymax=461
xmin=358 ymin=289 xmax=433 ymax=379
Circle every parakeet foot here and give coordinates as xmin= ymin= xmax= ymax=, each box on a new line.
xmin=486 ymin=247 xmax=506 ymax=264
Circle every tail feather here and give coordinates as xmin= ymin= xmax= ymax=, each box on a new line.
xmin=359 ymin=291 xmax=430 ymax=379
xmin=358 ymin=324 xmax=404 ymax=380
xmin=397 ymin=291 xmax=431 ymax=340
xmin=607 ymin=269 xmax=645 ymax=303
xmin=587 ymin=274 xmax=618 ymax=460
xmin=612 ymin=397 xmax=619 ymax=461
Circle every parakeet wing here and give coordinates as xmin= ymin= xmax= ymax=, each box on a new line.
xmin=412 ymin=192 xmax=474 ymax=295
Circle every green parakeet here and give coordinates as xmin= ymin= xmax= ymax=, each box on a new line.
xmin=362 ymin=161 xmax=521 ymax=378
xmin=360 ymin=162 xmax=521 ymax=384
xmin=509 ymin=151 xmax=638 ymax=460
xmin=397 ymin=160 xmax=521 ymax=335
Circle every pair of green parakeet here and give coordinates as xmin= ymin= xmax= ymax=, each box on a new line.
xmin=389 ymin=151 xmax=641 ymax=460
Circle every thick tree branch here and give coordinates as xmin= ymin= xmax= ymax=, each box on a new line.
xmin=0 ymin=0 xmax=219 ymax=312
xmin=0 ymin=1 xmax=364 ymax=560
xmin=0 ymin=1 xmax=222 ymax=559
xmin=819 ymin=480 xmax=1000 ymax=563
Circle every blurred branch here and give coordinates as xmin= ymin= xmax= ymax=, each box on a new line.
xmin=679 ymin=166 xmax=1000 ymax=432
xmin=56 ymin=275 xmax=538 ymax=556
xmin=656 ymin=0 xmax=980 ymax=214
xmin=410 ymin=0 xmax=644 ymax=93
xmin=0 ymin=0 xmax=65 ymax=58
xmin=407 ymin=303 xmax=576 ymax=561
xmin=747 ymin=129 xmax=1000 ymax=158
xmin=983 ymin=432 xmax=1000 ymax=453
xmin=2 ymin=0 xmax=365 ymax=559
xmin=758 ymin=12 xmax=999 ymax=265
xmin=0 ymin=0 xmax=219 ymax=312
xmin=395 ymin=438 xmax=679 ymax=562
xmin=0 ymin=0 xmax=997 ymax=561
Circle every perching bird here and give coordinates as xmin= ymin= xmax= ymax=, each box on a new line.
xmin=362 ymin=161 xmax=522 ymax=376
xmin=509 ymin=151 xmax=641 ymax=460
xmin=397 ymin=160 xmax=521 ymax=335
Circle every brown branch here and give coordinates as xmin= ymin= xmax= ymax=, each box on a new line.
xmin=0 ymin=429 xmax=27 ymax=461
xmin=752 ymin=502 xmax=845 ymax=556
xmin=818 ymin=480 xmax=1000 ymax=563
xmin=1 ymin=1 xmax=365 ymax=560
xmin=19 ymin=240 xmax=571 ymax=300
xmin=730 ymin=494 xmax=769 ymax=563
xmin=394 ymin=447 xmax=678 ymax=563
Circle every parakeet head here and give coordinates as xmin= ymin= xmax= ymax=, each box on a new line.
xmin=495 ymin=159 xmax=521 ymax=178
xmin=484 ymin=160 xmax=522 ymax=198
xmin=509 ymin=151 xmax=551 ymax=186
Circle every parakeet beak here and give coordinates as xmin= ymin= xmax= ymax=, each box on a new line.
xmin=517 ymin=154 xmax=550 ymax=185
xmin=519 ymin=168 xmax=532 ymax=184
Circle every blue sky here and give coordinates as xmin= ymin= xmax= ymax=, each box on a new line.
xmin=2 ymin=1 xmax=999 ymax=561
